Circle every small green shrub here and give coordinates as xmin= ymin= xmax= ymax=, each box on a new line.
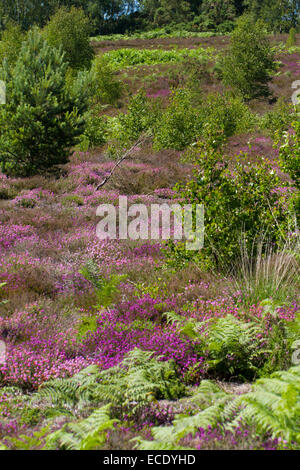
xmin=257 ymin=299 xmax=298 ymax=376
xmin=221 ymin=15 xmax=276 ymax=99
xmin=43 ymin=6 xmax=94 ymax=70
xmin=153 ymin=88 xmax=201 ymax=150
xmin=286 ymin=27 xmax=297 ymax=48
xmin=0 ymin=22 xmax=25 ymax=68
xmin=203 ymin=92 xmax=256 ymax=137
xmin=260 ymin=98 xmax=294 ymax=135
xmin=203 ymin=315 xmax=266 ymax=381
xmin=6 ymin=427 xmax=50 ymax=451
xmin=177 ymin=56 xmax=212 ymax=91
xmin=46 ymin=405 xmax=116 ymax=450
xmin=167 ymin=139 xmax=289 ymax=269
xmin=117 ymin=91 xmax=158 ymax=146
xmin=19 ymin=406 xmax=43 ymax=426
xmin=216 ymin=20 xmax=236 ymax=34
xmin=276 ymin=121 xmax=300 ymax=189
xmin=275 ymin=121 xmax=300 ymax=222
xmin=91 ymin=56 xmax=124 ymax=105
xmin=76 ymin=316 xmax=99 ymax=340
xmin=91 ymin=349 xmax=187 ymax=415
xmin=113 ymin=88 xmax=254 ymax=154
xmin=78 ymin=111 xmax=108 ymax=150
xmin=153 ymin=90 xmax=255 ymax=151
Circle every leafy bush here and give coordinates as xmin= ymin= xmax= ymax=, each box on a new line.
xmin=116 ymin=91 xmax=158 ymax=146
xmin=216 ymin=20 xmax=236 ymax=33
xmin=0 ymin=22 xmax=25 ymax=68
xmin=77 ymin=262 xmax=126 ymax=339
xmin=167 ymin=139 xmax=289 ymax=269
xmin=5 ymin=427 xmax=50 ymax=451
xmin=221 ymin=15 xmax=276 ymax=99
xmin=203 ymin=92 xmax=256 ymax=137
xmin=153 ymin=88 xmax=201 ymax=150
xmin=91 ymin=56 xmax=124 ymax=105
xmin=286 ymin=27 xmax=297 ymax=47
xmin=276 ymin=121 xmax=300 ymax=189
xmin=276 ymin=121 xmax=300 ymax=222
xmin=78 ymin=110 xmax=108 ymax=150
xmin=113 ymin=87 xmax=255 ymax=153
xmin=90 ymin=349 xmax=186 ymax=415
xmin=202 ymin=315 xmax=266 ymax=380
xmin=154 ymin=90 xmax=255 ymax=151
xmin=43 ymin=6 xmax=94 ymax=70
xmin=0 ymin=29 xmax=88 ymax=176
xmin=257 ymin=299 xmax=299 ymax=376
xmin=201 ymin=0 xmax=237 ymax=27
xmin=259 ymin=98 xmax=295 ymax=135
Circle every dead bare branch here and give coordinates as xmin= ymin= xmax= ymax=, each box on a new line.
xmin=95 ymin=136 xmax=146 ymax=191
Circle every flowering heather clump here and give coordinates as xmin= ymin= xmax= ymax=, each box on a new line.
xmin=80 ymin=307 xmax=204 ymax=376
xmin=0 ymin=343 xmax=88 ymax=390
xmin=0 ymin=225 xmax=38 ymax=249
xmin=0 ymin=315 xmax=199 ymax=389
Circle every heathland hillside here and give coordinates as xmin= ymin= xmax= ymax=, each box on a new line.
xmin=0 ymin=6 xmax=299 ymax=450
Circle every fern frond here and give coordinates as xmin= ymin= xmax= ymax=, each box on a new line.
xmin=46 ymin=405 xmax=117 ymax=450
xmin=136 ymin=364 xmax=300 ymax=449
xmin=35 ymin=365 xmax=100 ymax=407
xmin=33 ymin=349 xmax=186 ymax=416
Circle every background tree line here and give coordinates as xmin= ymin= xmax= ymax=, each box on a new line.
xmin=0 ymin=0 xmax=299 ymax=35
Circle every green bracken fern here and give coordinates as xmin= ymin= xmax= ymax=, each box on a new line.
xmin=136 ymin=365 xmax=300 ymax=449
